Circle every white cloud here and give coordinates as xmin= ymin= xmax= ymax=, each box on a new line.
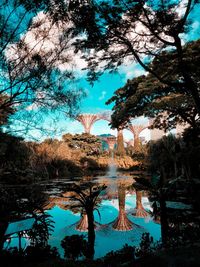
xmin=6 ymin=11 xmax=87 ymax=76
xmin=99 ymin=90 xmax=107 ymax=100
xmin=125 ymin=68 xmax=146 ymax=80
xmin=26 ymin=103 xmax=38 ymax=111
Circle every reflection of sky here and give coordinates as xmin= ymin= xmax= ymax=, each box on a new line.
xmin=45 ymin=193 xmax=160 ymax=259
xmin=5 ymin=193 xmax=160 ymax=258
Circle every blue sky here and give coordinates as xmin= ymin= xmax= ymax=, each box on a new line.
xmin=3 ymin=1 xmax=200 ymax=141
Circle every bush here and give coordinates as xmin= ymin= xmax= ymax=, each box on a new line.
xmin=61 ymin=235 xmax=88 ymax=260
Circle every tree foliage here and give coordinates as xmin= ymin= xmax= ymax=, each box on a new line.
xmin=63 ymin=133 xmax=102 ymax=156
xmin=0 ymin=0 xmax=85 ymax=135
xmin=68 ymin=183 xmax=106 ymax=259
xmin=107 ymin=40 xmax=200 ymax=130
xmin=67 ymin=0 xmax=200 ymax=116
xmin=0 ymin=184 xmax=50 ymax=251
xmin=61 ymin=234 xmax=88 ymax=260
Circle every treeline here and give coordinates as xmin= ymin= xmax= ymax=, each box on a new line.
xmin=0 ymin=132 xmax=105 ymax=183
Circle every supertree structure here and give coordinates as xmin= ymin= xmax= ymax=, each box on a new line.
xmin=113 ymin=184 xmax=133 ymax=231
xmin=126 ymin=139 xmax=135 ymax=147
xmin=76 ymin=213 xmax=98 ymax=232
xmin=133 ymin=190 xmax=149 ymax=218
xmin=104 ymin=136 xmax=117 ymax=150
xmin=76 ymin=213 xmax=89 ymax=231
xmin=116 ymin=129 xmax=126 ymax=155
xmin=127 ymin=124 xmax=148 ymax=150
xmin=76 ymin=114 xmax=101 ymax=133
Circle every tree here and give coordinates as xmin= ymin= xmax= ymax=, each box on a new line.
xmin=0 ymin=184 xmax=50 ymax=251
xmin=134 ymin=132 xmax=200 ymax=246
xmin=116 ymin=130 xmax=126 ymax=156
xmin=0 ymin=0 xmax=85 ymax=135
xmin=106 ymin=40 xmax=200 ymax=130
xmin=0 ymin=94 xmax=15 ymax=126
xmin=68 ymin=183 xmax=106 ymax=259
xmin=61 ymin=234 xmax=88 ymax=260
xmin=133 ymin=176 xmax=169 ymax=246
xmin=63 ymin=133 xmax=102 ymax=156
xmin=67 ymin=0 xmax=200 ymax=115
xmin=0 ymin=132 xmax=33 ymax=183
xmin=147 ymin=135 xmax=182 ymax=180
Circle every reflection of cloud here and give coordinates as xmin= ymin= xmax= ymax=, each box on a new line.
xmin=99 ymin=90 xmax=107 ymax=100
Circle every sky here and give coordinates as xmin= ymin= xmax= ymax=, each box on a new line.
xmin=3 ymin=1 xmax=200 ymax=142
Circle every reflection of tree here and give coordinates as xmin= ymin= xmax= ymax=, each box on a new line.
xmin=113 ymin=184 xmax=133 ymax=231
xmin=133 ymin=177 xmax=168 ymax=246
xmin=69 ymin=183 xmax=106 ymax=259
xmin=0 ymin=185 xmax=51 ymax=251
xmin=134 ymin=190 xmax=149 ymax=218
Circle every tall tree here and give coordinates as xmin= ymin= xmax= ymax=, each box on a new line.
xmin=68 ymin=0 xmax=200 ymax=115
xmin=63 ymin=133 xmax=102 ymax=156
xmin=106 ymin=40 xmax=200 ymax=130
xmin=68 ymin=183 xmax=106 ymax=259
xmin=0 ymin=0 xmax=84 ymax=135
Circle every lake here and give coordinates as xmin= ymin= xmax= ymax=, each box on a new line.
xmin=4 ymin=172 xmax=161 ymax=259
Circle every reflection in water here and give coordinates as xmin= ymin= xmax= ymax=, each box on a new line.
xmin=1 ymin=185 xmax=52 ymax=252
xmin=76 ymin=212 xmax=100 ymax=232
xmin=67 ymin=184 xmax=106 ymax=259
xmin=112 ymin=184 xmax=133 ymax=231
xmin=2 ymin=174 xmax=161 ymax=259
xmin=134 ymin=190 xmax=150 ymax=218
xmin=76 ymin=213 xmax=89 ymax=232
xmin=45 ymin=175 xmax=160 ymax=258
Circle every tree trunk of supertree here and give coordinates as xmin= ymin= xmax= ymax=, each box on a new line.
xmin=134 ymin=135 xmax=141 ymax=151
xmin=86 ymin=209 xmax=95 ymax=260
xmin=76 ymin=213 xmax=97 ymax=232
xmin=134 ymin=190 xmax=149 ymax=218
xmin=76 ymin=213 xmax=88 ymax=232
xmin=116 ymin=129 xmax=126 ymax=156
xmin=113 ymin=185 xmax=133 ymax=231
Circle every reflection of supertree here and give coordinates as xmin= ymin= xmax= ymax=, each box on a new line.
xmin=76 ymin=213 xmax=89 ymax=232
xmin=76 ymin=213 xmax=98 ymax=232
xmin=127 ymin=124 xmax=147 ymax=150
xmin=76 ymin=114 xmax=101 ymax=133
xmin=113 ymin=184 xmax=133 ymax=231
xmin=134 ymin=190 xmax=149 ymax=218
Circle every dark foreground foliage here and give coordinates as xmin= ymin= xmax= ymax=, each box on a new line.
xmin=1 ymin=240 xmax=200 ymax=267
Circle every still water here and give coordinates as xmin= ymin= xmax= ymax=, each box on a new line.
xmin=5 ymin=173 xmax=161 ymax=259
